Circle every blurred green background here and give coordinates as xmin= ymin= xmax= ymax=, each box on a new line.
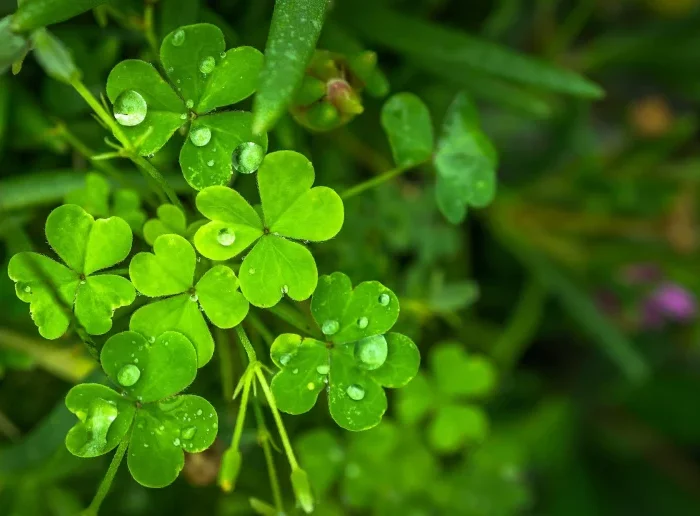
xmin=3 ymin=0 xmax=700 ymax=514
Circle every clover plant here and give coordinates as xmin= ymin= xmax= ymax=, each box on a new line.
xmin=270 ymin=272 xmax=420 ymax=430
xmin=397 ymin=342 xmax=497 ymax=453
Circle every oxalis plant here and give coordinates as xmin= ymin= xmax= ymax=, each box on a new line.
xmin=1 ymin=0 xmax=510 ymax=514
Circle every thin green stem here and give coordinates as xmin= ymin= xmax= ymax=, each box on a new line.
xmin=70 ymin=78 xmax=129 ymax=145
xmin=252 ymin=394 xmax=284 ymax=512
xmin=247 ymin=312 xmax=275 ymax=346
xmin=230 ymin=370 xmax=253 ymax=449
xmin=491 ymin=279 xmax=546 ymax=370
xmin=264 ymin=304 xmax=322 ymax=339
xmin=234 ymin=325 xmax=257 ymax=363
xmin=254 ymin=368 xmax=299 ymax=470
xmin=129 ymin=154 xmax=181 ymax=207
xmin=341 ymin=166 xmax=411 ymax=200
xmin=82 ymin=435 xmax=129 ymax=516
xmin=143 ymin=3 xmax=159 ymax=58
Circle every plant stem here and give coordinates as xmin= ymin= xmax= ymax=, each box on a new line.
xmin=82 ymin=436 xmax=129 ymax=516
xmin=252 ymin=394 xmax=284 ymax=512
xmin=230 ymin=369 xmax=253 ymax=449
xmin=265 ymin=304 xmax=322 ymax=339
xmin=129 ymin=154 xmax=181 ymax=207
xmin=235 ymin=325 xmax=257 ymax=363
xmin=254 ymin=368 xmax=299 ymax=470
xmin=247 ymin=312 xmax=275 ymax=345
xmin=70 ymin=78 xmax=129 ymax=144
xmin=341 ymin=166 xmax=411 ymax=200
xmin=143 ymin=2 xmax=159 ymax=58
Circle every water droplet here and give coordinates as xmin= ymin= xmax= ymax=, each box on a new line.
xmin=181 ymin=426 xmax=197 ymax=440
xmin=23 ymin=285 xmax=31 ymax=293
xmin=179 ymin=113 xmax=187 ymax=120
xmin=378 ymin=293 xmax=391 ymax=306
xmin=232 ymin=141 xmax=265 ymax=174
xmin=186 ymin=99 xmax=194 ymax=109
xmin=167 ymin=67 xmax=174 ymax=73
xmin=248 ymin=268 xmax=256 ymax=275
xmin=292 ymin=368 xmax=299 ymax=374
xmin=172 ymin=29 xmax=185 ymax=46
xmin=354 ymin=335 xmax=388 ymax=370
xmin=113 ymin=90 xmax=147 ymax=127
xmin=216 ymin=227 xmax=236 ymax=246
xmin=189 ymin=126 xmax=211 ymax=147
xmin=346 ymin=384 xmax=365 ymax=401
xmin=279 ymin=353 xmax=292 ymax=366
xmin=189 ymin=293 xmax=198 ymax=302
xmin=322 ymin=319 xmax=339 ymax=335
xmin=173 ymin=438 xmax=181 ymax=446
xmin=307 ymin=382 xmax=315 ymax=390
xmin=199 ymin=56 xmax=216 ymax=74
xmin=207 ymin=159 xmax=214 ymax=167
xmin=196 ymin=409 xmax=203 ymax=416
xmin=148 ymin=336 xmax=156 ymax=343
xmin=219 ymin=51 xmax=226 ymax=58
xmin=357 ymin=317 xmax=369 ymax=329
xmin=80 ymin=280 xmax=86 ymax=285
xmin=281 ymin=285 xmax=289 ymax=294
xmin=117 ymin=364 xmax=141 ymax=386
xmin=316 ymin=364 xmax=329 ymax=375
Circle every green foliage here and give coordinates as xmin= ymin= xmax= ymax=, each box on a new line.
xmin=129 ymin=234 xmax=248 ymax=366
xmin=106 ymin=23 xmax=266 ymax=189
xmin=193 ymin=150 xmax=344 ymax=307
xmin=11 ymin=0 xmax=109 ymax=32
xmin=252 ymin=0 xmax=330 ymax=134
xmin=8 ymin=205 xmax=135 ymax=338
xmin=381 ymin=92 xmax=434 ymax=168
xmin=65 ymin=330 xmax=218 ymax=487
xmin=397 ymin=342 xmax=497 ymax=453
xmin=270 ymin=272 xmax=420 ymax=430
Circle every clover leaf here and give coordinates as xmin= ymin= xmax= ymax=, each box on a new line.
xmin=106 ymin=24 xmax=267 ymax=190
xmin=396 ymin=342 xmax=497 ymax=453
xmin=64 ymin=172 xmax=147 ymax=233
xmin=193 ymin=151 xmax=344 ymax=308
xmin=269 ymin=272 xmax=420 ymax=431
xmin=142 ymin=203 xmax=204 ymax=246
xmin=128 ymin=234 xmax=249 ymax=366
xmin=65 ymin=331 xmax=219 ymax=488
xmin=7 ymin=204 xmax=135 ymax=339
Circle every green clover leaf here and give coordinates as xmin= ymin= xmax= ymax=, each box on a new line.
xmin=434 ymin=92 xmax=498 ymax=224
xmin=396 ymin=342 xmax=497 ymax=453
xmin=64 ymin=173 xmax=147 ymax=233
xmin=142 ymin=203 xmax=204 ymax=246
xmin=269 ymin=272 xmax=420 ymax=431
xmin=7 ymin=204 xmax=135 ymax=339
xmin=65 ymin=331 xmax=219 ymax=487
xmin=129 ymin=234 xmax=249 ymax=366
xmin=381 ymin=92 xmax=434 ymax=168
xmin=193 ymin=151 xmax=344 ymax=308
xmin=106 ymin=24 xmax=267 ymax=190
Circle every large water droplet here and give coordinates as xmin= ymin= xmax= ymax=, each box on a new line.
xmin=232 ymin=142 xmax=265 ymax=174
xmin=172 ymin=29 xmax=185 ymax=46
xmin=113 ymin=90 xmax=147 ymax=127
xmin=199 ymin=56 xmax=216 ymax=74
xmin=181 ymin=426 xmax=197 ymax=440
xmin=117 ymin=364 xmax=141 ymax=386
xmin=322 ymin=319 xmax=339 ymax=335
xmin=80 ymin=399 xmax=118 ymax=456
xmin=357 ymin=316 xmax=369 ymax=329
xmin=354 ymin=334 xmax=388 ymax=370
xmin=316 ymin=364 xmax=330 ymax=375
xmin=346 ymin=384 xmax=365 ymax=401
xmin=189 ymin=126 xmax=211 ymax=147
xmin=378 ymin=293 xmax=391 ymax=306
xmin=217 ymin=227 xmax=236 ymax=246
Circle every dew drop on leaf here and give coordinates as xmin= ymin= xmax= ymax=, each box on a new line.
xmin=117 ymin=364 xmax=141 ymax=387
xmin=179 ymin=113 xmax=187 ymax=120
xmin=189 ymin=126 xmax=211 ymax=147
xmin=217 ymin=227 xmax=236 ymax=246
xmin=322 ymin=319 xmax=340 ymax=335
xmin=23 ymin=285 xmax=31 ymax=293
xmin=292 ymin=368 xmax=299 ymax=374
xmin=189 ymin=293 xmax=198 ymax=302
xmin=181 ymin=426 xmax=197 ymax=440
xmin=207 ymin=160 xmax=214 ymax=167
xmin=232 ymin=142 xmax=265 ymax=174
xmin=248 ymin=268 xmax=256 ymax=275
xmin=199 ymin=56 xmax=216 ymax=74
xmin=172 ymin=29 xmax=185 ymax=46
xmin=279 ymin=353 xmax=292 ymax=366
xmin=354 ymin=334 xmax=388 ymax=370
xmin=307 ymin=382 xmax=315 ymax=390
xmin=316 ymin=364 xmax=330 ymax=375
xmin=378 ymin=293 xmax=391 ymax=306
xmin=186 ymin=99 xmax=194 ymax=109
xmin=219 ymin=51 xmax=226 ymax=58
xmin=346 ymin=384 xmax=365 ymax=401
xmin=113 ymin=90 xmax=147 ymax=127
xmin=173 ymin=438 xmax=181 ymax=446
xmin=357 ymin=316 xmax=369 ymax=329
xmin=148 ymin=336 xmax=155 ymax=343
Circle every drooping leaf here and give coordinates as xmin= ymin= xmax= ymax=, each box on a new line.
xmin=0 ymin=16 xmax=29 ymax=75
xmin=381 ymin=93 xmax=434 ymax=168
xmin=252 ymin=0 xmax=330 ymax=134
xmin=31 ymin=29 xmax=80 ymax=84
xmin=12 ymin=0 xmax=111 ymax=32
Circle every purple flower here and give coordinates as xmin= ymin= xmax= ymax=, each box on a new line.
xmin=642 ymin=282 xmax=697 ymax=328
